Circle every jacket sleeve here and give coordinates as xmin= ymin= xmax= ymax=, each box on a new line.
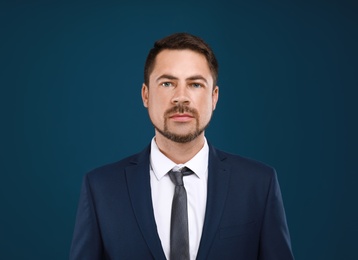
xmin=259 ymin=170 xmax=295 ymax=260
xmin=69 ymin=175 xmax=104 ymax=260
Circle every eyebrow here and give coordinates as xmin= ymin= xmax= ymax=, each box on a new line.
xmin=156 ymin=74 xmax=178 ymax=82
xmin=156 ymin=74 xmax=208 ymax=84
xmin=186 ymin=75 xmax=208 ymax=84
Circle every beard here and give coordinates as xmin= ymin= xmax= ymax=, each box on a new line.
xmin=152 ymin=103 xmax=212 ymax=143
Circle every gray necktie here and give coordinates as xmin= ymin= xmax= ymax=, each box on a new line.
xmin=168 ymin=166 xmax=194 ymax=260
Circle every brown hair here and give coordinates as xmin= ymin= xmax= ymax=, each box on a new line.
xmin=144 ymin=32 xmax=218 ymax=87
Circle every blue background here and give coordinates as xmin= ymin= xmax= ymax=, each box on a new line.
xmin=1 ymin=0 xmax=357 ymax=259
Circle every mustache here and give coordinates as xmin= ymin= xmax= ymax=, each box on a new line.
xmin=164 ymin=103 xmax=199 ymax=117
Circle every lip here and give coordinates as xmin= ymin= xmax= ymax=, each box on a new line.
xmin=169 ymin=113 xmax=194 ymax=122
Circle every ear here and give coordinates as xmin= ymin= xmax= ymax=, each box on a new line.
xmin=141 ymin=83 xmax=149 ymax=108
xmin=212 ymin=86 xmax=219 ymax=110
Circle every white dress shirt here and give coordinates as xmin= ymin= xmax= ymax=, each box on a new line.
xmin=150 ymin=138 xmax=209 ymax=260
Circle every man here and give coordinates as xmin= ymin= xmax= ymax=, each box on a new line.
xmin=70 ymin=33 xmax=294 ymax=259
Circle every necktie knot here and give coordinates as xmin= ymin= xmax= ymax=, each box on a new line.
xmin=168 ymin=167 xmax=193 ymax=186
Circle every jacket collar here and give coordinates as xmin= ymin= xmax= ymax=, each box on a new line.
xmin=125 ymin=145 xmax=167 ymax=260
xmin=196 ymin=142 xmax=230 ymax=259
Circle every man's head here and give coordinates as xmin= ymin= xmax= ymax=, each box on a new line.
xmin=142 ymin=33 xmax=219 ymax=144
xmin=144 ymin=33 xmax=218 ymax=87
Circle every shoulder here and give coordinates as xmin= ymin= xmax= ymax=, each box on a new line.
xmin=210 ymin=145 xmax=277 ymax=180
xmin=85 ymin=145 xmax=150 ymax=183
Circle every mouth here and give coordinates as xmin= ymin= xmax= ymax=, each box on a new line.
xmin=169 ymin=113 xmax=194 ymax=122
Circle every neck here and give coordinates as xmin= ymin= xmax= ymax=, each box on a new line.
xmin=154 ymin=132 xmax=205 ymax=164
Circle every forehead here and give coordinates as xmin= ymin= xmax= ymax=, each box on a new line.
xmin=150 ymin=49 xmax=212 ymax=80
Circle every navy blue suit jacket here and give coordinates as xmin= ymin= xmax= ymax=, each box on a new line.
xmin=70 ymin=144 xmax=294 ymax=259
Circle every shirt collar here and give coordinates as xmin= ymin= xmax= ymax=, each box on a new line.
xmin=150 ymin=137 xmax=209 ymax=181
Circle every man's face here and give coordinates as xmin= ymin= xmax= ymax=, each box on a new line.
xmin=142 ymin=49 xmax=219 ymax=143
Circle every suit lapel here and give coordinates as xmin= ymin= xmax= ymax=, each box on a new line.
xmin=125 ymin=146 xmax=166 ymax=260
xmin=196 ymin=144 xmax=230 ymax=260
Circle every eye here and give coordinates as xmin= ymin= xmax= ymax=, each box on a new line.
xmin=191 ymin=83 xmax=202 ymax=88
xmin=161 ymin=82 xmax=173 ymax=87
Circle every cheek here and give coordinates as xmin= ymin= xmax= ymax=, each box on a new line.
xmin=148 ymin=99 xmax=166 ymax=118
xmin=149 ymin=92 xmax=170 ymax=110
xmin=200 ymin=100 xmax=215 ymax=120
xmin=198 ymin=97 xmax=214 ymax=112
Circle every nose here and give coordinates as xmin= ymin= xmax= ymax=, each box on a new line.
xmin=171 ymin=84 xmax=190 ymax=105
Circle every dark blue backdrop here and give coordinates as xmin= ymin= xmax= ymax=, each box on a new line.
xmin=1 ymin=1 xmax=357 ymax=259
